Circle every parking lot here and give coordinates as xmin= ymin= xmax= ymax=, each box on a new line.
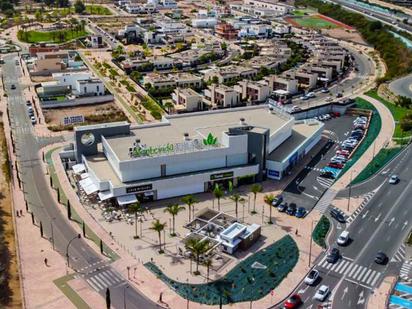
xmin=277 ymin=114 xmax=359 ymax=214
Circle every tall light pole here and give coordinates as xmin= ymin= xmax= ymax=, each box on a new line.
xmin=347 ymin=171 xmax=353 ymax=212
xmin=309 ymin=220 xmax=317 ymax=267
xmin=66 ymin=234 xmax=81 ymax=269
xmin=123 ymin=284 xmax=129 ymax=309
xmin=50 ymin=217 xmax=56 ymax=251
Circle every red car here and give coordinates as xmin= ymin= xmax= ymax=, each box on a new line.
xmin=284 ymin=294 xmax=303 ymax=309
xmin=328 ymin=162 xmax=344 ymax=169
xmin=336 ymin=150 xmax=350 ymax=157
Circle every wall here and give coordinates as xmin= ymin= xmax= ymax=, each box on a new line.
xmin=41 ymin=94 xmax=114 ymax=109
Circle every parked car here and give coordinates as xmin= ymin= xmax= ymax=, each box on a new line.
xmin=314 ymin=285 xmax=330 ymax=302
xmin=326 ymin=248 xmax=340 ymax=264
xmin=286 ymin=203 xmax=297 ymax=216
xmin=283 ymin=294 xmax=303 ymax=309
xmin=336 ymin=93 xmax=343 ymax=98
xmin=330 ymin=208 xmax=346 ymax=223
xmin=336 ymin=149 xmax=350 ymax=157
xmin=304 ymin=269 xmax=320 ymax=285
xmin=337 ymin=231 xmax=350 ymax=246
xmin=375 ymin=251 xmax=388 ymax=265
xmin=320 ymin=171 xmax=335 ymax=179
xmin=291 ymin=106 xmax=302 ymax=112
xmin=320 ymin=88 xmax=329 ymax=93
xmin=277 ymin=203 xmax=288 ymax=212
xmin=295 ymin=207 xmax=307 ymax=218
xmin=30 ymin=116 xmax=36 ymax=125
xmin=272 ymin=195 xmax=284 ymax=207
xmin=10 ymin=84 xmax=16 ymax=90
xmin=328 ymin=162 xmax=344 ymax=169
xmin=306 ymin=92 xmax=315 ymax=98
xmin=388 ymin=175 xmax=399 ymax=184
xmin=26 ymin=100 xmax=31 ymax=106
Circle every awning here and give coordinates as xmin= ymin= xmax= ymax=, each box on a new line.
xmin=84 ymin=183 xmax=99 ymax=195
xmin=72 ymin=163 xmax=86 ymax=174
xmin=79 ymin=177 xmax=93 ymax=189
xmin=116 ymin=194 xmax=137 ymax=206
xmin=98 ymin=191 xmax=113 ymax=201
xmin=80 ymin=173 xmax=90 ymax=179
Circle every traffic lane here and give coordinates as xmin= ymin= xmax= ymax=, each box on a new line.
xmin=389 ymin=74 xmax=412 ymax=99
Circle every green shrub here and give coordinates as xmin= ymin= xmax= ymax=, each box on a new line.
xmin=312 ymin=216 xmax=330 ymax=248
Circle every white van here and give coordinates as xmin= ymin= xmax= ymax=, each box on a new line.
xmin=337 ymin=231 xmax=349 ymax=246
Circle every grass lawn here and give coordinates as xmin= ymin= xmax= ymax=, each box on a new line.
xmin=351 ymin=147 xmax=403 ymax=185
xmin=290 ymin=16 xmax=338 ymax=29
xmin=17 ymin=29 xmax=88 ymax=43
xmin=312 ymin=216 xmax=330 ymax=248
xmin=145 ymin=235 xmax=298 ymax=305
xmin=59 ymin=5 xmax=112 ymax=16
xmin=365 ymin=90 xmax=412 ymax=138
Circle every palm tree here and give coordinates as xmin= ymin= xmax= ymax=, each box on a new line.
xmin=213 ymin=184 xmax=224 ymax=211
xmin=263 ymin=194 xmax=275 ymax=224
xmin=229 ymin=193 xmax=245 ymax=219
xmin=164 ymin=101 xmax=174 ymax=114
xmin=181 ymin=195 xmax=198 ymax=222
xmin=164 ymin=204 xmax=185 ymax=236
xmin=149 ymin=219 xmax=167 ymax=253
xmin=128 ymin=201 xmax=145 ymax=239
xmin=203 ymin=257 xmax=213 ymax=282
xmin=250 ymin=183 xmax=263 ymax=214
xmin=185 ymin=238 xmax=212 ymax=274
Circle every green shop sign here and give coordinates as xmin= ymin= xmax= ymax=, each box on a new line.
xmin=133 ymin=143 xmax=174 ymax=157
xmin=203 ymin=133 xmax=218 ymax=146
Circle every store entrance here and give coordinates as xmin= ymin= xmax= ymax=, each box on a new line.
xmin=136 ymin=191 xmax=156 ymax=202
xmin=206 ymin=178 xmax=234 ymax=192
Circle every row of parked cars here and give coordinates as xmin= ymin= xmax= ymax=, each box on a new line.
xmin=26 ymin=100 xmax=36 ymax=125
xmin=320 ymin=115 xmax=369 ymax=179
xmin=271 ymin=195 xmax=307 ymax=218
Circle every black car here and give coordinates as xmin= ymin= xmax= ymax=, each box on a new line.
xmin=320 ymin=171 xmax=335 ymax=179
xmin=277 ymin=203 xmax=288 ymax=212
xmin=286 ymin=203 xmax=297 ymax=216
xmin=10 ymin=84 xmax=16 ymax=90
xmin=272 ymin=195 xmax=283 ymax=207
xmin=330 ymin=208 xmax=346 ymax=223
xmin=375 ymin=251 xmax=388 ymax=265
xmin=326 ymin=248 xmax=340 ymax=264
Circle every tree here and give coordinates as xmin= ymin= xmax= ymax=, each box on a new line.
xmin=263 ymin=194 xmax=275 ymax=224
xmin=213 ymin=184 xmax=224 ymax=211
xmin=185 ymin=238 xmax=212 ymax=274
xmin=130 ymin=71 xmax=142 ymax=82
xmin=149 ymin=219 xmax=167 ymax=253
xmin=250 ymin=183 xmax=263 ymax=214
xmin=128 ymin=202 xmax=145 ymax=239
xmin=229 ymin=193 xmax=245 ymax=219
xmin=74 ymin=0 xmax=86 ymax=14
xmin=164 ymin=204 xmax=185 ymax=236
xmin=203 ymin=257 xmax=213 ymax=282
xmin=35 ymin=9 xmax=43 ymax=22
xmin=181 ymin=195 xmax=198 ymax=222
xmin=164 ymin=101 xmax=174 ymax=114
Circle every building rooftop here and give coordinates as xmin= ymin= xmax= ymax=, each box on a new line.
xmin=267 ymin=120 xmax=323 ymax=162
xmin=105 ymin=105 xmax=292 ymax=161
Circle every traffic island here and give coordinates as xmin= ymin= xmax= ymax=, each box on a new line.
xmin=145 ymin=235 xmax=298 ymax=305
xmin=312 ymin=216 xmax=330 ymax=249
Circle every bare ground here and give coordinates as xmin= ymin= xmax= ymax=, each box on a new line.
xmin=0 ymin=120 xmax=22 ymax=308
xmin=323 ymin=28 xmax=366 ymax=45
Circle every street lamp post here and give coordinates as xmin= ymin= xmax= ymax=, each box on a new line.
xmin=347 ymin=171 xmax=353 ymax=212
xmin=50 ymin=217 xmax=56 ymax=251
xmin=66 ymin=234 xmax=81 ymax=269
xmin=123 ymin=284 xmax=129 ymax=309
xmin=309 ymin=220 xmax=317 ymax=267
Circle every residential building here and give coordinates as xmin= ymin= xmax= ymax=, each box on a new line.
xmin=172 ymin=88 xmax=204 ymax=112
xmin=234 ymin=80 xmax=270 ymax=103
xmin=265 ymin=75 xmax=298 ymax=94
xmin=215 ymin=22 xmax=238 ymax=40
xmin=144 ymin=73 xmax=202 ymax=89
xmin=66 ymin=105 xmax=323 ymax=202
xmin=192 ymin=18 xmax=218 ymax=28
xmin=203 ymin=65 xmax=258 ymax=84
xmin=204 ymin=84 xmax=241 ymax=108
xmin=29 ymin=51 xmax=86 ymax=76
xmin=283 ymin=70 xmax=318 ymax=89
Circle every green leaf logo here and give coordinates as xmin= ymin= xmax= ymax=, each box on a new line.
xmin=203 ymin=133 xmax=218 ymax=146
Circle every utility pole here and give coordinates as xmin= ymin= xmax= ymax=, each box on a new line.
xmin=347 ymin=171 xmax=353 ymax=212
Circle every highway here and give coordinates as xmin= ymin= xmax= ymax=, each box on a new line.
xmin=2 ymin=54 xmax=160 ymax=309
xmin=284 ymin=145 xmax=412 ymax=309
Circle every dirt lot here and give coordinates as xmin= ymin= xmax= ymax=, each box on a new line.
xmin=323 ymin=28 xmax=366 ymax=45
xmin=0 ymin=118 xmax=22 ymax=308
xmin=89 ymin=16 xmax=136 ymax=33
xmin=43 ymin=101 xmax=128 ymax=131
xmin=30 ymin=75 xmax=54 ymax=83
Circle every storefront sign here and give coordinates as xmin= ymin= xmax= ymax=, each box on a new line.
xmin=126 ymin=184 xmax=153 ymax=193
xmin=267 ymin=170 xmax=280 ymax=178
xmin=210 ymin=171 xmax=234 ymax=181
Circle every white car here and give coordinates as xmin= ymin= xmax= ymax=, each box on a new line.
xmin=304 ymin=269 xmax=320 ymax=285
xmin=389 ymin=175 xmax=399 ymax=184
xmin=30 ymin=116 xmax=36 ymax=125
xmin=314 ymin=285 xmax=330 ymax=301
xmin=306 ymin=92 xmax=315 ymax=98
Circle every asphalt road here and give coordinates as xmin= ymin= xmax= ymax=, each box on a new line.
xmin=389 ymin=74 xmax=412 ymax=99
xmin=280 ymin=144 xmax=412 ymax=309
xmin=2 ymin=54 xmax=160 ymax=309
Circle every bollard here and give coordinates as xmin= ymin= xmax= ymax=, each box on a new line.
xmin=40 ymin=221 xmax=43 ymax=238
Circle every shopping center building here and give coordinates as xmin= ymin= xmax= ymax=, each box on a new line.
xmin=65 ymin=105 xmax=323 ymax=204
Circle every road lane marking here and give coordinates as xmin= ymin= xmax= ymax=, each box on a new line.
xmin=352 ymin=265 xmax=363 ymax=279
xmin=348 ymin=264 xmax=359 ymax=277
xmin=361 ymin=269 xmax=372 ymax=283
xmin=355 ymin=267 xmax=367 ymax=281
xmin=365 ymin=270 xmax=376 ymax=285
xmin=370 ymin=272 xmax=381 ymax=286
xmin=344 ymin=277 xmax=374 ymax=290
xmin=338 ymin=261 xmax=350 ymax=274
xmin=335 ymin=260 xmax=347 ymax=273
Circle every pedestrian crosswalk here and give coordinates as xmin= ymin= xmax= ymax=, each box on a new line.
xmin=399 ymin=261 xmax=412 ymax=282
xmin=84 ymin=268 xmax=125 ymax=292
xmin=346 ymin=191 xmax=375 ymax=224
xmin=316 ymin=176 xmax=334 ymax=189
xmin=314 ymin=189 xmax=338 ymax=214
xmin=392 ymin=244 xmax=407 ymax=263
xmin=305 ymin=166 xmax=324 ymax=173
xmin=317 ymin=256 xmax=382 ymax=288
